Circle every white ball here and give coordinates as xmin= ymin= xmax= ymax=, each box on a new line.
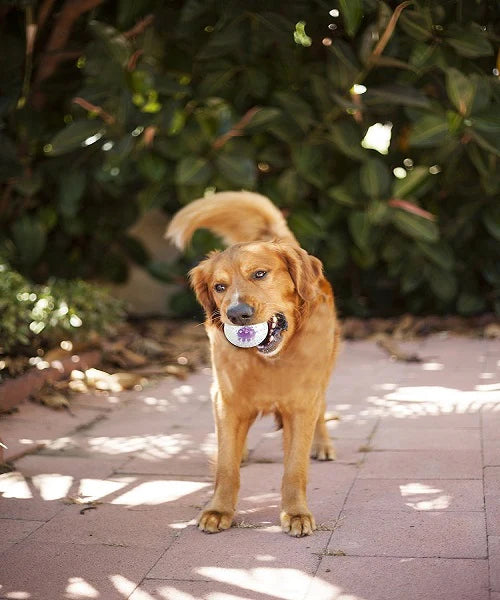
xmin=223 ymin=321 xmax=268 ymax=348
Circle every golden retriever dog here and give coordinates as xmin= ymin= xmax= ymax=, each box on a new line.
xmin=166 ymin=191 xmax=340 ymax=537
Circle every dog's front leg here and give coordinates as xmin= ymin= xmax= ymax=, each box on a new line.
xmin=198 ymin=397 xmax=253 ymax=533
xmin=280 ymin=408 xmax=318 ymax=537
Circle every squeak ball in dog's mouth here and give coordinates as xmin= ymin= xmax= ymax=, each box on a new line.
xmin=223 ymin=322 xmax=268 ymax=348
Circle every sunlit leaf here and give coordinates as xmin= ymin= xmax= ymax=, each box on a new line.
xmin=48 ymin=121 xmax=105 ymax=156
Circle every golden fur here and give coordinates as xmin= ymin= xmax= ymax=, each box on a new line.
xmin=166 ymin=191 xmax=340 ymax=537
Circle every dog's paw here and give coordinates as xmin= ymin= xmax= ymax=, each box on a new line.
xmin=198 ymin=509 xmax=234 ymax=533
xmin=310 ymin=441 xmax=336 ymax=461
xmin=280 ymin=511 xmax=316 ymax=537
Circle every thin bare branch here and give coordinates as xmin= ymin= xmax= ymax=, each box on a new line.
xmin=72 ymin=97 xmax=115 ymax=124
xmin=33 ymin=0 xmax=104 ymax=105
xmin=123 ymin=14 xmax=154 ymax=39
xmin=37 ymin=0 xmax=57 ymax=32
xmin=212 ymin=107 xmax=261 ymax=150
xmin=370 ymin=1 xmax=413 ymax=60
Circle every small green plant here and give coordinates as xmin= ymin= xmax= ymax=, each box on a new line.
xmin=0 ymin=262 xmax=124 ymax=355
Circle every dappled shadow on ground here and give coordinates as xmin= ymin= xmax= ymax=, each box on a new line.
xmin=0 ymin=339 xmax=498 ymax=599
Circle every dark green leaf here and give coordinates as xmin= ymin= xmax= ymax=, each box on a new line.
xmin=89 ymin=20 xmax=131 ymax=66
xmin=244 ymin=108 xmax=282 ymax=133
xmin=482 ymin=206 xmax=500 ymax=241
xmin=365 ymin=85 xmax=431 ymax=109
xmin=215 ymin=154 xmax=256 ymax=188
xmin=120 ymin=235 xmax=150 ymax=265
xmin=409 ymin=114 xmax=448 ymax=147
xmin=392 ymin=166 xmax=430 ymax=198
xmin=58 ymin=171 xmax=86 ymax=218
xmin=349 ymin=211 xmax=371 ymax=249
xmin=339 ymin=0 xmax=363 ymax=37
xmin=48 ymin=121 xmax=105 ymax=157
xmin=360 ymin=159 xmax=391 ymax=198
xmin=446 ymin=68 xmax=476 ymax=116
xmin=273 ymin=92 xmax=315 ymax=131
xmin=445 ymin=24 xmax=493 ymax=58
xmin=291 ymin=145 xmax=329 ymax=189
xmin=175 ymin=157 xmax=212 ymax=185
xmin=327 ymin=185 xmax=357 ymax=207
xmin=139 ymin=154 xmax=168 ymax=183
xmin=13 ymin=173 xmax=42 ymax=197
xmin=327 ymin=40 xmax=360 ymax=91
xmin=11 ymin=216 xmax=46 ymax=267
xmin=392 ymin=209 xmax=439 ymax=242
xmin=470 ymin=109 xmax=500 ymax=134
xmin=469 ymin=130 xmax=500 ymax=157
xmin=328 ymin=121 xmax=365 ymax=160
xmin=416 ymin=240 xmax=454 ymax=270
xmin=147 ymin=260 xmax=174 ymax=283
xmin=426 ymin=267 xmax=457 ymax=302
xmin=398 ymin=10 xmax=433 ymax=41
xmin=457 ymin=292 xmax=486 ymax=315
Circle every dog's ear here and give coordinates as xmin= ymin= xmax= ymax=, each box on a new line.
xmin=279 ymin=244 xmax=324 ymax=302
xmin=189 ymin=260 xmax=217 ymax=319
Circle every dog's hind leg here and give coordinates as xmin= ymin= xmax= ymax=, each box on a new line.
xmin=311 ymin=398 xmax=336 ymax=461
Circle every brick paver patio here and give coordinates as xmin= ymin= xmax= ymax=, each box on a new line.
xmin=1 ymin=337 xmax=499 ymax=600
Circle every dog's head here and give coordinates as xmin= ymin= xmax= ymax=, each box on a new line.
xmin=189 ymin=241 xmax=324 ymax=357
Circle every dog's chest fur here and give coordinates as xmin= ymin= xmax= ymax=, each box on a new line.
xmin=207 ymin=301 xmax=337 ymax=414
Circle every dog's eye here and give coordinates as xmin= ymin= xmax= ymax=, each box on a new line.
xmin=253 ymin=270 xmax=268 ymax=279
xmin=214 ymin=283 xmax=226 ymax=293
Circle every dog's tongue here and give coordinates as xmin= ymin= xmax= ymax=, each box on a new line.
xmin=223 ymin=322 xmax=268 ymax=348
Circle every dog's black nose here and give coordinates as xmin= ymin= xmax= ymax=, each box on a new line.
xmin=227 ymin=303 xmax=255 ymax=325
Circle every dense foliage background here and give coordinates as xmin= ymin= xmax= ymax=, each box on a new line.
xmin=1 ymin=0 xmax=499 ymax=319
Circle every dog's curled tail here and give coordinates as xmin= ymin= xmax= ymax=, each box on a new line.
xmin=165 ymin=191 xmax=297 ymax=249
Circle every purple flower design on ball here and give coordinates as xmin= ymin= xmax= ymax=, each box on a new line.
xmin=237 ymin=326 xmax=256 ymax=342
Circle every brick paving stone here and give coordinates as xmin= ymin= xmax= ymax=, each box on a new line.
xmin=359 ymin=449 xmax=483 ymax=479
xmin=0 ymin=541 xmax=162 ymax=600
xmin=483 ymin=410 xmax=500 ymax=440
xmin=327 ymin=510 xmax=487 ymax=558
xmin=28 ymin=502 xmax=198 ymax=549
xmin=490 ymin=536 xmax=500 ymax=592
xmin=310 ymin=557 xmax=489 ymax=600
xmin=372 ymin=427 xmax=481 ymax=451
xmin=148 ymin=526 xmax=329 ymax=584
xmin=0 ymin=518 xmax=44 ymax=551
xmin=345 ymin=478 xmax=484 ymax=512
xmin=485 ymin=467 xmax=500 ymax=536
xmin=484 ymin=439 xmax=500 ymax=466
xmin=132 ymin=576 xmax=314 ymax=600
xmin=374 ymin=411 xmax=481 ymax=429
xmin=0 ymin=470 xmax=65 ymax=522
xmin=0 ymin=402 xmax=103 ymax=461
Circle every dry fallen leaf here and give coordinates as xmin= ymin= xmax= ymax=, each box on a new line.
xmin=374 ymin=333 xmax=422 ymax=363
xmin=484 ymin=323 xmax=500 ymax=339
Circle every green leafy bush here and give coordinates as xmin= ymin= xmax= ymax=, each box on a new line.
xmin=0 ymin=263 xmax=124 ymax=354
xmin=0 ymin=1 xmax=499 ymax=317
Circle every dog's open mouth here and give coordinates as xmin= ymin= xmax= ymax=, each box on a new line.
xmin=257 ymin=312 xmax=288 ymax=355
